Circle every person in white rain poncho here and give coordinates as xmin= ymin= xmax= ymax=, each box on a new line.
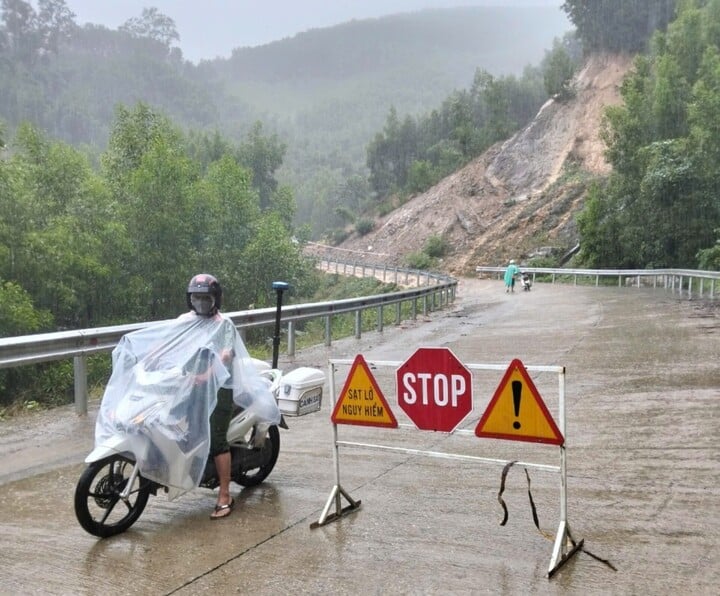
xmin=94 ymin=274 xmax=280 ymax=519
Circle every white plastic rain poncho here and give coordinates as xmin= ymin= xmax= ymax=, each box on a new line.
xmin=94 ymin=312 xmax=281 ymax=499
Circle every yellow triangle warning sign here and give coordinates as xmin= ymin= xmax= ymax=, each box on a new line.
xmin=331 ymin=354 xmax=398 ymax=428
xmin=475 ymin=359 xmax=564 ymax=445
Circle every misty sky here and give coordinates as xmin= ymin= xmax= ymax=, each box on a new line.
xmin=60 ymin=0 xmax=567 ymax=63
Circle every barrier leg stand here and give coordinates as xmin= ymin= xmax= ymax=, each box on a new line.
xmin=310 ymin=364 xmax=362 ymax=529
xmin=548 ymin=521 xmax=583 ymax=578
xmin=547 ymin=378 xmax=583 ymax=578
xmin=310 ymin=484 xmax=362 ymax=529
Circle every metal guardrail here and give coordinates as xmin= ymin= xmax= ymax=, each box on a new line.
xmin=4 ymin=262 xmax=716 ymax=415
xmin=475 ymin=266 xmax=718 ymax=299
xmin=316 ymin=258 xmax=450 ymax=287
xmin=0 ymin=262 xmax=457 ymax=414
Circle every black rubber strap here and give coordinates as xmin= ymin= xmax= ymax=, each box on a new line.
xmin=497 ymin=460 xmax=517 ymax=526
xmin=497 ymin=462 xmax=617 ymax=572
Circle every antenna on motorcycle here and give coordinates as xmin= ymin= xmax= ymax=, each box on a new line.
xmin=271 ymin=281 xmax=290 ymax=369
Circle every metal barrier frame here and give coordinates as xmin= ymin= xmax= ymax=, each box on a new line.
xmin=312 ymin=358 xmax=580 ymax=578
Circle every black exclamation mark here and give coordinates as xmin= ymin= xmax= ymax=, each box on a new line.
xmin=512 ymin=380 xmax=522 ymax=429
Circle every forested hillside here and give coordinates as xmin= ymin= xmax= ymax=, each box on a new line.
xmin=0 ymin=2 xmax=570 ymax=233
xmin=330 ymin=0 xmax=720 ymax=273
xmin=3 ymin=0 xmax=720 ymax=411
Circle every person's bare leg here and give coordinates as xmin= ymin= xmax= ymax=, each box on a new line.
xmin=211 ymin=451 xmax=233 ymax=518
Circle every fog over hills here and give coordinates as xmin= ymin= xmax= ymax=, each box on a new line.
xmin=63 ymin=0 xmax=568 ymax=63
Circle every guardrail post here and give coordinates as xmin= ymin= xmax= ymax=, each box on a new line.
xmin=325 ymin=316 xmax=332 ymax=347
xmin=74 ymin=355 xmax=88 ymax=416
xmin=377 ymin=305 xmax=384 ymax=332
xmin=355 ymin=310 xmax=362 ymax=339
xmin=287 ymin=321 xmax=296 ymax=357
xmin=422 ymin=295 xmax=428 ymax=316
xmin=412 ymin=297 xmax=417 ymax=320
xmin=395 ymin=302 xmax=401 ymax=325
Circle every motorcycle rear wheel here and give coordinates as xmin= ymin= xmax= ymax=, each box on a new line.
xmin=74 ymin=455 xmax=152 ymax=538
xmin=233 ymin=425 xmax=280 ymax=487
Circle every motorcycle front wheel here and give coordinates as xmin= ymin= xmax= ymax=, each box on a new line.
xmin=233 ymin=425 xmax=280 ymax=487
xmin=74 ymin=455 xmax=152 ymax=538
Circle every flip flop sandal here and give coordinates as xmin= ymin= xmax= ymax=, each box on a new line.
xmin=210 ymin=498 xmax=235 ymax=520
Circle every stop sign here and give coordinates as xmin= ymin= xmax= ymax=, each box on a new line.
xmin=396 ymin=347 xmax=473 ymax=432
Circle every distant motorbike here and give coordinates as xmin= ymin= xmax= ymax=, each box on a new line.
xmin=520 ymin=272 xmax=532 ymax=291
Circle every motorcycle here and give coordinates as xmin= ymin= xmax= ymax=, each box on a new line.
xmin=74 ymin=355 xmax=325 ymax=537
xmin=74 ymin=283 xmax=324 ymax=538
xmin=520 ymin=272 xmax=532 ymax=291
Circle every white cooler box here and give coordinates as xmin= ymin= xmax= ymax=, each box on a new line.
xmin=278 ymin=367 xmax=325 ymax=416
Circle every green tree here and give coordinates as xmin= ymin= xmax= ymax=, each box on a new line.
xmin=119 ymin=7 xmax=179 ymax=48
xmin=236 ymin=121 xmax=286 ymax=211
xmin=36 ymin=0 xmax=76 ymax=54
xmin=1 ymin=0 xmax=37 ymax=61
xmin=0 ymin=279 xmax=53 ymax=401
xmin=561 ymin=0 xmax=677 ymax=53
xmin=123 ymin=133 xmax=200 ymax=318
xmin=0 ymin=279 xmax=52 ymax=336
xmin=696 ymin=229 xmax=720 ymax=269
xmin=0 ymin=0 xmax=75 ymax=60
xmin=195 ymin=153 xmax=261 ymax=299
xmin=102 ymin=103 xmax=170 ymax=192
xmin=579 ymin=0 xmax=720 ymax=268
xmin=406 ymin=160 xmax=434 ymax=194
xmin=576 ymin=181 xmax=624 ymax=267
xmin=543 ymin=39 xmax=577 ymax=99
xmin=240 ymin=212 xmax=312 ymax=308
xmin=0 ymin=123 xmax=129 ymax=326
xmin=367 ymin=106 xmax=403 ymax=199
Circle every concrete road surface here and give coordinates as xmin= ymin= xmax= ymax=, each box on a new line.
xmin=0 ymin=278 xmax=718 ymax=595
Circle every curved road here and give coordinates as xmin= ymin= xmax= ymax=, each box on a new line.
xmin=0 ymin=278 xmax=718 ymax=594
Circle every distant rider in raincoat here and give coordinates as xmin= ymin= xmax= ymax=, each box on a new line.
xmin=504 ymin=259 xmax=519 ymax=293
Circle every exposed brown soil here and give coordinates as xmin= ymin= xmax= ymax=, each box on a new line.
xmin=310 ymin=53 xmax=635 ymax=276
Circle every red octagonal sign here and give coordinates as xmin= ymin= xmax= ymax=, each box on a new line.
xmin=396 ymin=347 xmax=473 ymax=432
